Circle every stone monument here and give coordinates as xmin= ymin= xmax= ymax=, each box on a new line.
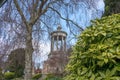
xmin=42 ymin=25 xmax=68 ymax=76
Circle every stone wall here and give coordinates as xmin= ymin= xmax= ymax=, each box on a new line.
xmin=42 ymin=51 xmax=70 ymax=75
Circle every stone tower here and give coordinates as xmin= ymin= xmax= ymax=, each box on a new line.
xmin=42 ymin=25 xmax=68 ymax=75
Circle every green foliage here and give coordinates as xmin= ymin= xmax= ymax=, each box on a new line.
xmin=4 ymin=72 xmax=15 ymax=80
xmin=32 ymin=73 xmax=42 ymax=80
xmin=44 ymin=74 xmax=62 ymax=80
xmin=0 ymin=68 xmax=3 ymax=79
xmin=64 ymin=14 xmax=120 ymax=80
xmin=15 ymin=66 xmax=24 ymax=77
xmin=12 ymin=77 xmax=24 ymax=80
xmin=104 ymin=0 xmax=120 ymax=16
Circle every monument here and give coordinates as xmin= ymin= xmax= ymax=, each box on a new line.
xmin=42 ymin=25 xmax=68 ymax=76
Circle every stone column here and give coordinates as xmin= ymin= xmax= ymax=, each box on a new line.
xmin=53 ymin=37 xmax=54 ymax=51
xmin=51 ymin=36 xmax=54 ymax=52
xmin=61 ymin=36 xmax=63 ymax=51
xmin=64 ymin=37 xmax=66 ymax=51
xmin=51 ymin=37 xmax=52 ymax=52
xmin=56 ymin=36 xmax=59 ymax=50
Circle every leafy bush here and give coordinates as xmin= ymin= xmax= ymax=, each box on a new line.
xmin=65 ymin=14 xmax=120 ymax=80
xmin=4 ymin=72 xmax=15 ymax=80
xmin=12 ymin=77 xmax=24 ymax=80
xmin=0 ymin=68 xmax=3 ymax=79
xmin=15 ymin=66 xmax=24 ymax=77
xmin=32 ymin=73 xmax=42 ymax=80
xmin=44 ymin=74 xmax=62 ymax=80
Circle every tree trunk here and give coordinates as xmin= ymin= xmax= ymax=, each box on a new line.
xmin=24 ymin=26 xmax=33 ymax=80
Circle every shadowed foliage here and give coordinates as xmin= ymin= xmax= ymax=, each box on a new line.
xmin=104 ymin=0 xmax=120 ymax=16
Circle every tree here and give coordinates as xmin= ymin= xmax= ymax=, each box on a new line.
xmin=65 ymin=14 xmax=120 ymax=80
xmin=6 ymin=48 xmax=25 ymax=78
xmin=0 ymin=0 xmax=104 ymax=79
xmin=104 ymin=0 xmax=120 ymax=16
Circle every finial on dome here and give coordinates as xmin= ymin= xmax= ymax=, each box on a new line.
xmin=57 ymin=24 xmax=62 ymax=31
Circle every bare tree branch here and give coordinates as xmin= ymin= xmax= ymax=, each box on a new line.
xmin=0 ymin=0 xmax=7 ymax=8
xmin=30 ymin=0 xmax=58 ymax=26
xmin=48 ymin=7 xmax=84 ymax=31
xmin=13 ymin=0 xmax=28 ymax=29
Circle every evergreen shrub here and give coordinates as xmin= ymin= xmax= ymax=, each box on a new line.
xmin=65 ymin=14 xmax=120 ymax=80
xmin=32 ymin=73 xmax=42 ymax=80
xmin=44 ymin=74 xmax=62 ymax=80
xmin=0 ymin=68 xmax=3 ymax=79
xmin=4 ymin=72 xmax=15 ymax=80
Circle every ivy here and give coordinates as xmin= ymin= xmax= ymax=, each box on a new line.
xmin=64 ymin=14 xmax=120 ymax=80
